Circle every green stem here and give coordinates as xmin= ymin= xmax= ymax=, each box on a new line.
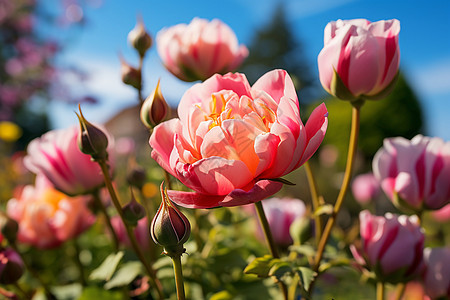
xmin=377 ymin=281 xmax=385 ymax=300
xmin=97 ymin=159 xmax=165 ymax=300
xmin=393 ymin=283 xmax=406 ymax=300
xmin=92 ymin=190 xmax=119 ymax=251
xmin=313 ymin=105 xmax=360 ymax=270
xmin=72 ymin=239 xmax=86 ymax=286
xmin=303 ymin=161 xmax=322 ymax=244
xmin=254 ymin=201 xmax=288 ymax=300
xmin=138 ymin=56 xmax=145 ymax=104
xmin=171 ymin=255 xmax=186 ymax=300
xmin=164 ymin=169 xmax=173 ymax=190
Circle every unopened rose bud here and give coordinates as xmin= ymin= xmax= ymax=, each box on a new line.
xmin=151 ymin=183 xmax=191 ymax=257
xmin=120 ymin=57 xmax=142 ymax=90
xmin=76 ymin=105 xmax=109 ymax=160
xmin=126 ymin=160 xmax=147 ymax=189
xmin=0 ymin=213 xmax=18 ymax=244
xmin=0 ymin=248 xmax=24 ymax=284
xmin=140 ymin=79 xmax=169 ymax=128
xmin=128 ymin=16 xmax=153 ymax=58
xmin=123 ymin=189 xmax=146 ymax=226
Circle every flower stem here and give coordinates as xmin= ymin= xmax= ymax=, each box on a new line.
xmin=171 ymin=255 xmax=186 ymax=300
xmin=92 ymin=190 xmax=119 ymax=251
xmin=313 ymin=105 xmax=360 ymax=271
xmin=97 ymin=159 xmax=165 ymax=300
xmin=254 ymin=201 xmax=288 ymax=300
xmin=303 ymin=161 xmax=323 ymax=244
xmin=393 ymin=283 xmax=406 ymax=300
xmin=377 ymin=281 xmax=385 ymax=300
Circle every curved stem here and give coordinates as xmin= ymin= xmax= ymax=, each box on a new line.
xmin=377 ymin=281 xmax=385 ymax=300
xmin=303 ymin=161 xmax=322 ymax=244
xmin=254 ymin=201 xmax=288 ymax=300
xmin=313 ymin=105 xmax=361 ymax=270
xmin=172 ymin=255 xmax=186 ymax=300
xmin=97 ymin=159 xmax=165 ymax=300
xmin=92 ymin=190 xmax=119 ymax=251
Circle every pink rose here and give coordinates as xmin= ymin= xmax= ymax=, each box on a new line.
xmin=6 ymin=175 xmax=95 ymax=249
xmin=318 ymin=19 xmax=400 ymax=100
xmin=351 ymin=210 xmax=424 ymax=283
xmin=423 ymin=247 xmax=450 ymax=299
xmin=156 ymin=18 xmax=248 ymax=82
xmin=24 ymin=126 xmax=114 ymax=196
xmin=351 ymin=173 xmax=381 ymax=204
xmin=150 ymin=69 xmax=328 ymax=208
xmin=373 ymin=135 xmax=450 ymax=211
xmin=110 ymin=216 xmax=151 ymax=252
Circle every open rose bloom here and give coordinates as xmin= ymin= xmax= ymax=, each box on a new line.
xmin=373 ymin=135 xmax=450 ymax=212
xmin=156 ymin=18 xmax=248 ymax=82
xmin=7 ymin=175 xmax=95 ymax=249
xmin=150 ymin=69 xmax=328 ymax=208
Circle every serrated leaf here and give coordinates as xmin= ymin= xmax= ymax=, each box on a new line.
xmin=297 ymin=267 xmax=316 ymax=292
xmin=104 ymin=261 xmax=143 ymax=289
xmin=314 ymin=204 xmax=334 ymax=217
xmin=268 ymin=262 xmax=292 ymax=280
xmin=243 ymin=255 xmax=279 ymax=278
xmin=89 ymin=251 xmax=124 ymax=281
xmin=288 ymin=244 xmax=316 ymax=258
xmin=78 ymin=286 xmax=123 ymax=300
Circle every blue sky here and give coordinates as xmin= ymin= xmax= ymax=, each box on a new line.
xmin=47 ymin=0 xmax=450 ymax=140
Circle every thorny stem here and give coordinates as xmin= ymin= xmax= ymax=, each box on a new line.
xmin=254 ymin=201 xmax=288 ymax=300
xmin=97 ymin=159 xmax=165 ymax=300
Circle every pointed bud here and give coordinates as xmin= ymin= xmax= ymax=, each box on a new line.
xmin=128 ymin=15 xmax=153 ymax=58
xmin=120 ymin=56 xmax=142 ymax=90
xmin=126 ymin=160 xmax=147 ymax=189
xmin=140 ymin=79 xmax=169 ymax=128
xmin=123 ymin=188 xmax=147 ymax=226
xmin=0 ymin=213 xmax=18 ymax=244
xmin=150 ymin=183 xmax=191 ymax=257
xmin=76 ymin=105 xmax=109 ymax=160
xmin=0 ymin=248 xmax=24 ymax=284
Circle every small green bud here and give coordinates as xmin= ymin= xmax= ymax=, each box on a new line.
xmin=76 ymin=104 xmax=109 ymax=160
xmin=128 ymin=16 xmax=153 ymax=58
xmin=126 ymin=160 xmax=147 ymax=189
xmin=150 ymin=183 xmax=191 ymax=257
xmin=122 ymin=189 xmax=146 ymax=227
xmin=140 ymin=79 xmax=169 ymax=129
xmin=120 ymin=56 xmax=142 ymax=90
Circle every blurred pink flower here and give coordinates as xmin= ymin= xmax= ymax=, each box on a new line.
xmin=373 ymin=135 xmax=450 ymax=212
xmin=351 ymin=210 xmax=424 ymax=283
xmin=351 ymin=173 xmax=381 ymax=204
xmin=422 ymin=247 xmax=450 ymax=300
xmin=431 ymin=204 xmax=450 ymax=222
xmin=6 ymin=175 xmax=95 ymax=249
xmin=24 ymin=126 xmax=114 ymax=196
xmin=157 ymin=18 xmax=248 ymax=82
xmin=318 ymin=19 xmax=400 ymax=100
xmin=150 ymin=69 xmax=328 ymax=208
xmin=110 ymin=216 xmax=151 ymax=252
xmin=261 ymin=197 xmax=306 ymax=246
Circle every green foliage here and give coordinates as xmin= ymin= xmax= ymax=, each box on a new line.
xmin=89 ymin=251 xmax=124 ymax=281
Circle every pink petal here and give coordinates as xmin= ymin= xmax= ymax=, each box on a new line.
xmin=150 ymin=119 xmax=182 ymax=175
xmin=252 ymin=69 xmax=297 ymax=106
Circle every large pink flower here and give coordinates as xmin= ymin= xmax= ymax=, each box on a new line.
xmin=156 ymin=18 xmax=248 ymax=82
xmin=24 ymin=126 xmax=114 ymax=196
xmin=6 ymin=175 xmax=95 ymax=249
xmin=150 ymin=69 xmax=328 ymax=208
xmin=318 ymin=19 xmax=400 ymax=100
xmin=373 ymin=135 xmax=450 ymax=211
xmin=423 ymin=247 xmax=450 ymax=300
xmin=351 ymin=210 xmax=424 ymax=284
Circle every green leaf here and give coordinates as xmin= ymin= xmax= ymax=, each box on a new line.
xmin=268 ymin=261 xmax=292 ymax=280
xmin=89 ymin=251 xmax=124 ymax=281
xmin=288 ymin=244 xmax=316 ymax=258
xmin=104 ymin=261 xmax=143 ymax=289
xmin=243 ymin=255 xmax=279 ymax=278
xmin=209 ymin=290 xmax=235 ymax=300
xmin=318 ymin=257 xmax=351 ymax=273
xmin=296 ymin=267 xmax=316 ymax=293
xmin=78 ymin=286 xmax=123 ymax=300
xmin=314 ymin=204 xmax=334 ymax=217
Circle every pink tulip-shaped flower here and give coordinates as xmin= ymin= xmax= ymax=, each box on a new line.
xmin=262 ymin=197 xmax=307 ymax=246
xmin=351 ymin=210 xmax=424 ymax=283
xmin=24 ymin=126 xmax=114 ymax=196
xmin=150 ymin=69 xmax=328 ymax=208
xmin=351 ymin=173 xmax=381 ymax=205
xmin=318 ymin=19 xmax=400 ymax=101
xmin=373 ymin=135 xmax=450 ymax=212
xmin=110 ymin=216 xmax=152 ymax=252
xmin=6 ymin=175 xmax=95 ymax=249
xmin=422 ymin=247 xmax=450 ymax=300
xmin=157 ymin=18 xmax=248 ymax=82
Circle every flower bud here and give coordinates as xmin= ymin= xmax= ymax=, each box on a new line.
xmin=126 ymin=162 xmax=147 ymax=189
xmin=150 ymin=183 xmax=191 ymax=256
xmin=140 ymin=79 xmax=169 ymax=129
xmin=120 ymin=56 xmax=142 ymax=90
xmin=76 ymin=105 xmax=109 ymax=160
xmin=122 ymin=189 xmax=146 ymax=226
xmin=0 ymin=213 xmax=18 ymax=244
xmin=0 ymin=248 xmax=24 ymax=284
xmin=128 ymin=16 xmax=153 ymax=58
